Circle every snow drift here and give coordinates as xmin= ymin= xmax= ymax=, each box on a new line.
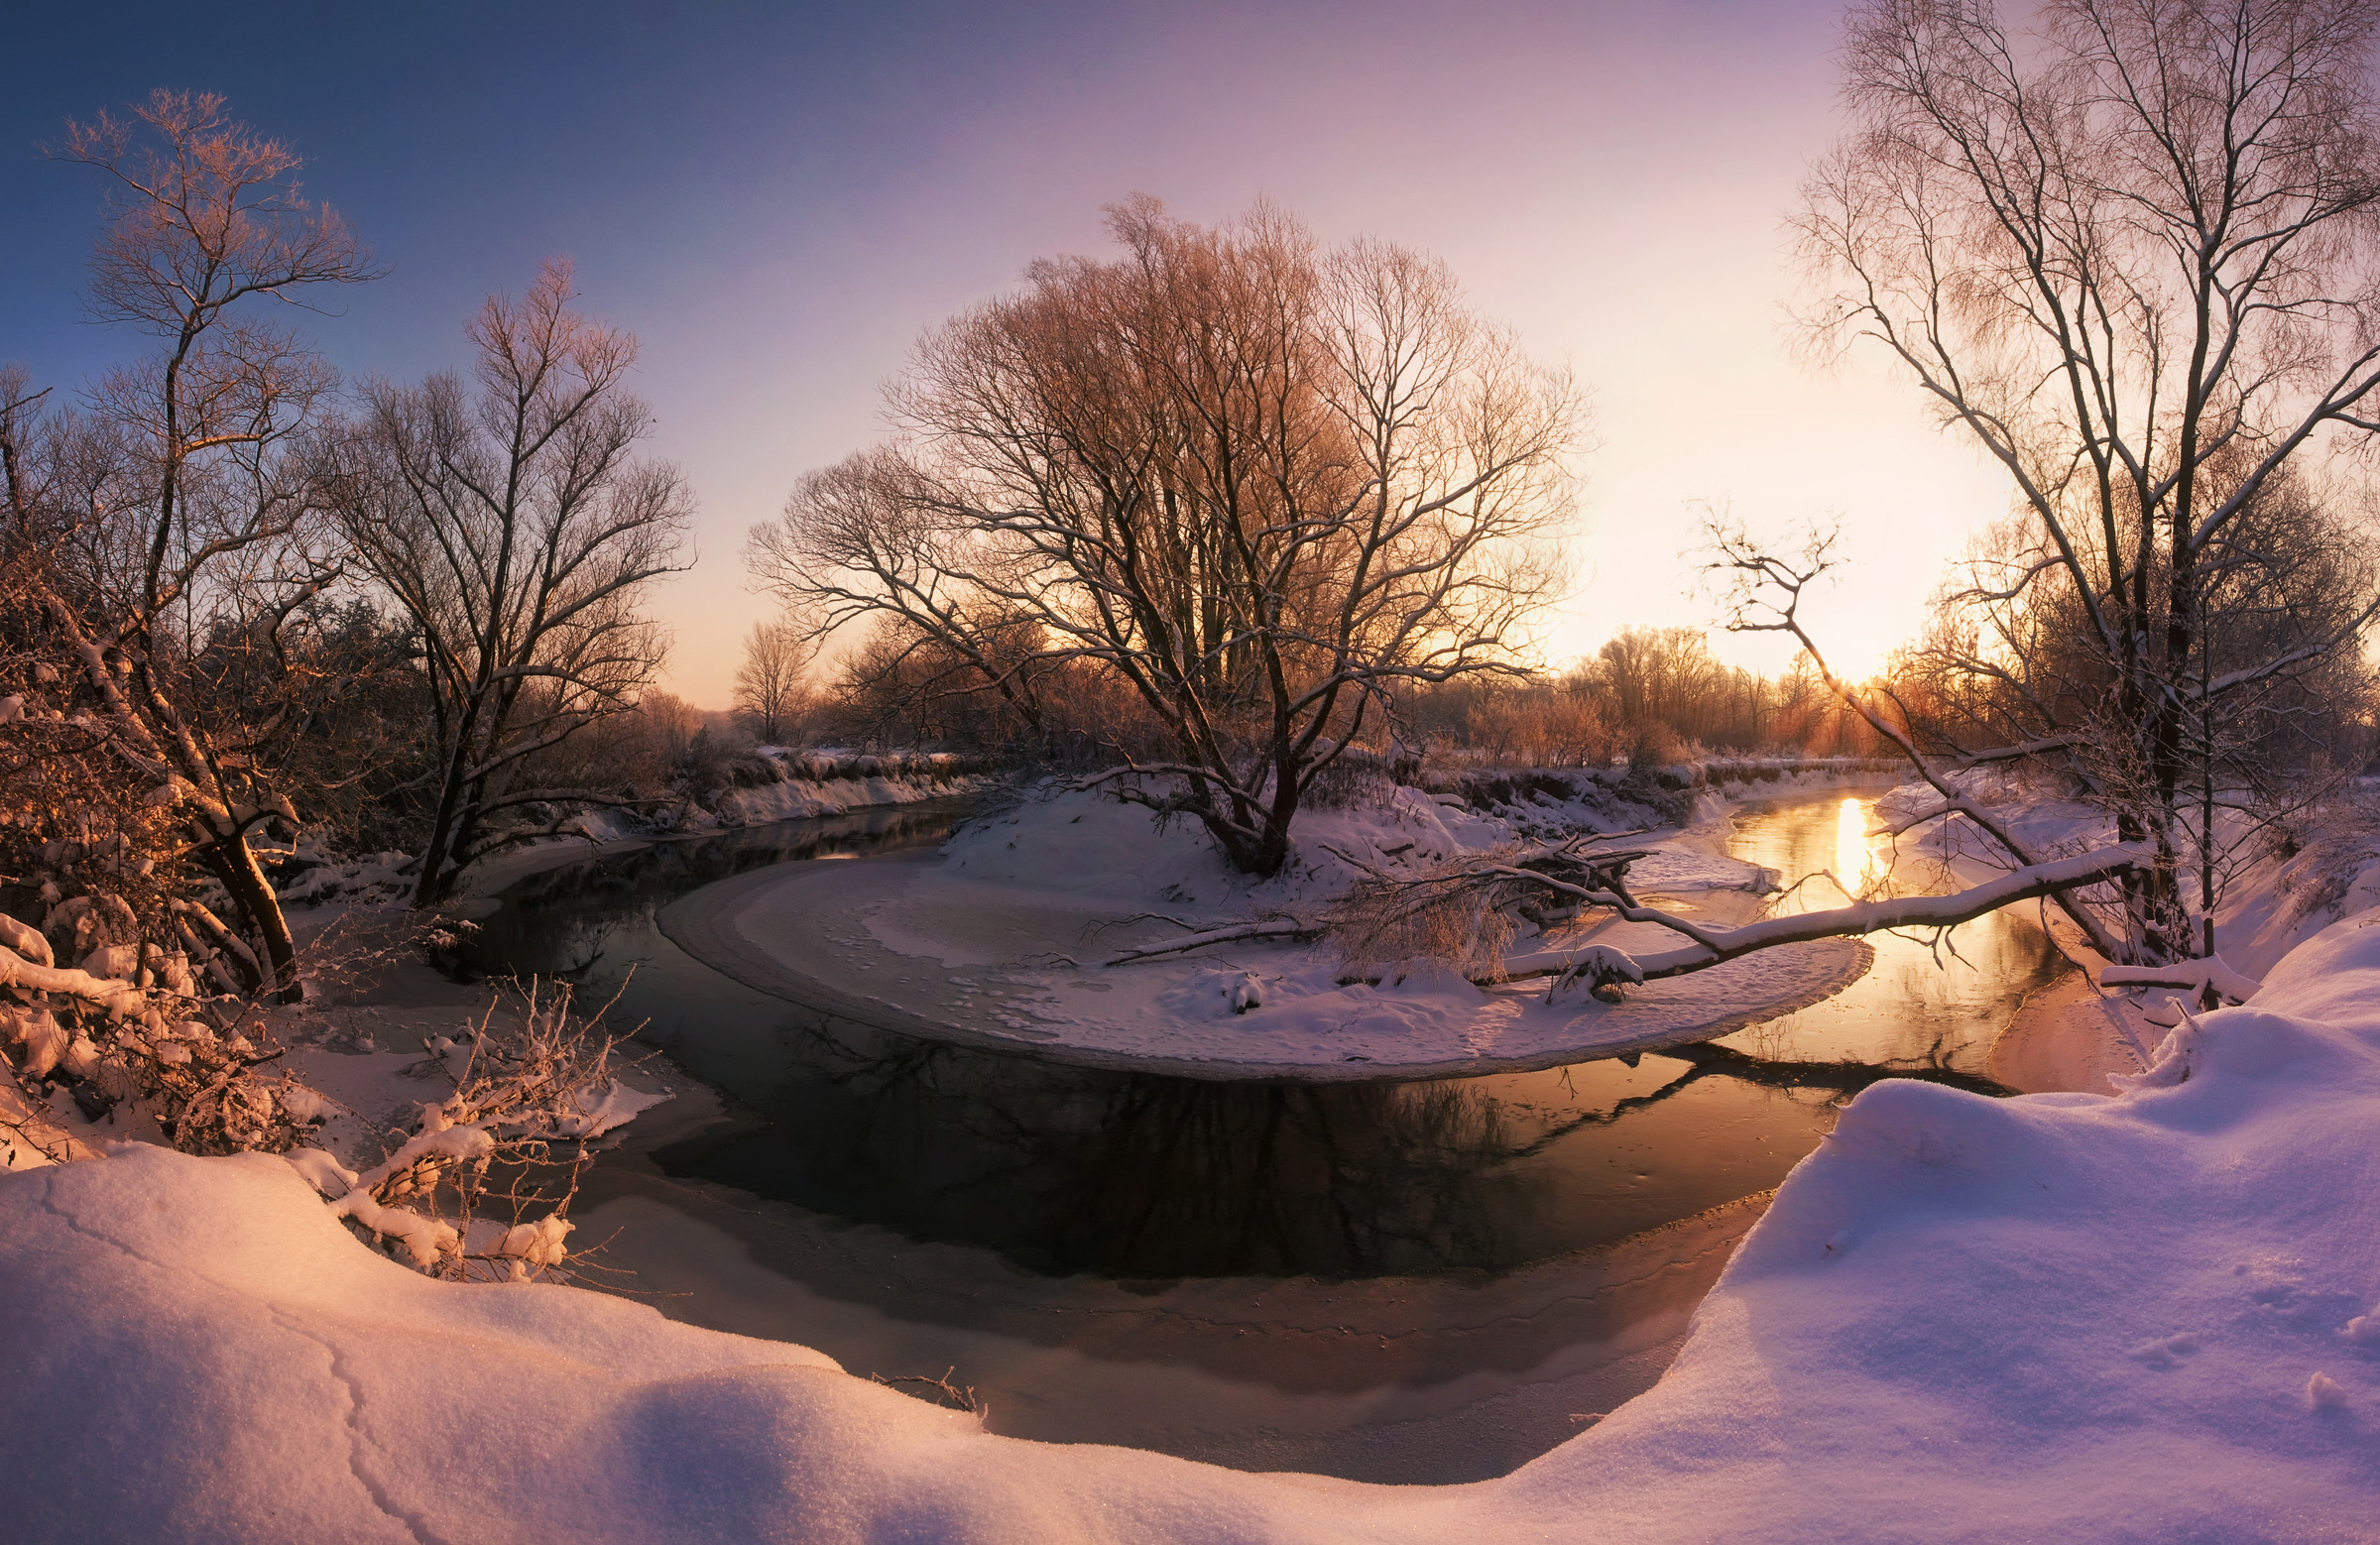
xmin=9 ymin=913 xmax=2380 ymax=1539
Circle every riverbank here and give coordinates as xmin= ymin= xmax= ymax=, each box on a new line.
xmin=656 ymin=782 xmax=1874 ymax=1080
xmin=335 ymin=786 xmax=1913 ymax=1488
xmin=11 ymin=903 xmax=2380 ymax=1538
xmin=420 ymin=760 xmax=996 ymax=910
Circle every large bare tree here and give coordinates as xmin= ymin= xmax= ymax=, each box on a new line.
xmin=331 ymin=261 xmax=692 ymax=907
xmin=1792 ymin=0 xmax=2380 ymax=966
xmin=8 ymin=91 xmax=379 ymax=1001
xmin=749 ymin=199 xmax=1578 ymax=876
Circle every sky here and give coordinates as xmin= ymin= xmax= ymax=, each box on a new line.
xmin=4 ymin=0 xmax=2018 ymax=708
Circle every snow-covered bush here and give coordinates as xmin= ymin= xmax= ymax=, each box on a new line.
xmin=1330 ymin=850 xmax=1529 ymax=985
xmin=292 ymin=983 xmax=662 ymax=1283
xmin=0 ymin=885 xmax=310 ymax=1159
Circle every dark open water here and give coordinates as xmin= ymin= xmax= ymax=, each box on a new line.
xmin=463 ymin=790 xmax=2062 ymax=1279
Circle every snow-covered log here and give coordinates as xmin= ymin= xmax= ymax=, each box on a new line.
xmin=2100 ymin=955 xmax=2263 ymax=1006
xmin=1502 ymin=848 xmax=2145 ymax=984
xmin=1100 ymin=920 xmax=1319 ymax=967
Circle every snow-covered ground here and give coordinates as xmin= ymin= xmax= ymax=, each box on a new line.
xmin=657 ymin=781 xmax=1872 ymax=1078
xmin=420 ymin=751 xmax=997 ymax=901
xmin=10 ymin=881 xmax=2380 ymax=1537
xmin=16 ymin=768 xmax=2380 ymax=1538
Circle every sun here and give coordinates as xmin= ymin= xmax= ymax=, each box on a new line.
xmin=1806 ymin=626 xmax=1900 ymax=686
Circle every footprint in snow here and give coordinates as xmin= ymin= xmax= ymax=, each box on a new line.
xmin=2126 ymin=1333 xmax=2201 ymax=1369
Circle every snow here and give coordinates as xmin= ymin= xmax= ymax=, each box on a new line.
xmin=717 ymin=772 xmax=986 ymax=825
xmin=660 ymin=783 xmax=1869 ymax=1078
xmin=267 ymin=836 xmax=416 ymax=908
xmin=9 ymin=900 xmax=2380 ymax=1537
xmin=283 ymin=1144 xmax=357 ymax=1198
xmin=2101 ymin=954 xmax=2263 ymax=1004
xmin=262 ymin=748 xmax=990 ymax=911
xmin=275 ymin=1080 xmax=338 ymax=1123
xmin=549 ymin=1078 xmax=671 ymax=1138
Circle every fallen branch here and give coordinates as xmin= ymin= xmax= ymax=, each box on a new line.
xmin=2100 ymin=955 xmax=2262 ymax=1006
xmin=1092 ymin=840 xmax=2145 ymax=994
xmin=1502 ymin=848 xmax=2144 ymax=984
xmin=1100 ymin=920 xmax=1319 ymax=966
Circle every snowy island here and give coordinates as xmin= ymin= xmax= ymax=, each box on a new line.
xmin=658 ymin=780 xmax=1871 ymax=1079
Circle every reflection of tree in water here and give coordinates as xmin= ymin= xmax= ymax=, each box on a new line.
xmin=461 ymin=791 xmax=2049 ymax=1281
xmin=455 ymin=803 xmax=969 ymax=985
xmin=661 ymin=1015 xmax=2011 ymax=1279
xmin=1518 ymin=1040 xmax=2006 ymax=1153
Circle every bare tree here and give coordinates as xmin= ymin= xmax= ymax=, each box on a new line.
xmin=1792 ymin=0 xmax=2380 ymax=965
xmin=7 ymin=92 xmax=380 ymax=1001
xmin=330 ymin=260 xmax=693 ymax=907
xmin=749 ymin=199 xmax=1578 ymax=875
xmin=732 ymin=617 xmax=816 ymax=745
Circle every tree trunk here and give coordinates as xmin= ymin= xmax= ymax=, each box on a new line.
xmin=192 ymin=826 xmax=301 ymax=1004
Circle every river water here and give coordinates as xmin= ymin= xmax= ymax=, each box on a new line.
xmin=459 ymin=788 xmax=2067 ymax=1479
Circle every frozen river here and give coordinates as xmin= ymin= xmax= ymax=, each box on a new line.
xmin=458 ymin=788 xmax=2066 ymax=1480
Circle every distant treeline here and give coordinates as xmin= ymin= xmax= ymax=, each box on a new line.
xmin=768 ymin=622 xmax=1886 ymax=769
xmin=1401 ymin=626 xmax=1887 ymax=766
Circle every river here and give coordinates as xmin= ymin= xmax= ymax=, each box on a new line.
xmin=460 ymin=787 xmax=2066 ymax=1481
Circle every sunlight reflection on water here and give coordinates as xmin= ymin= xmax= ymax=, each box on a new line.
xmin=1835 ymin=795 xmax=1883 ymax=896
xmin=1720 ymin=791 xmax=2069 ymax=1075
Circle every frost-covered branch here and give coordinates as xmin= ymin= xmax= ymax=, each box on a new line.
xmin=297 ymin=981 xmax=666 ymax=1282
xmin=1099 ymin=919 xmax=1320 ymax=967
xmin=2100 ymin=956 xmax=2263 ymax=1007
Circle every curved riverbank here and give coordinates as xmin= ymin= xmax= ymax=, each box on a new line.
xmin=655 ymin=852 xmax=1874 ymax=1081
xmin=20 ymin=908 xmax=2380 ymax=1537
xmin=429 ymin=787 xmax=2057 ymax=1483
xmin=1987 ymin=971 xmax=2151 ymax=1094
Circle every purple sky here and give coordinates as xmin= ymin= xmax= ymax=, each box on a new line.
xmin=7 ymin=1 xmax=2012 ymax=705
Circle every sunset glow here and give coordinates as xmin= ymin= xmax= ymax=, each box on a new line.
xmin=3 ymin=0 xmax=1999 ymax=704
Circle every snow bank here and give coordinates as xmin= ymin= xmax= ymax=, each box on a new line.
xmin=711 ymin=747 xmax=993 ymax=827
xmin=666 ymin=784 xmax=1844 ymax=1079
xmin=13 ymin=909 xmax=2380 ymax=1538
xmin=717 ymin=772 xmax=988 ymax=826
xmin=1879 ymin=771 xmax=2380 ymax=988
xmin=267 ymin=834 xmax=415 ymax=908
xmin=941 ymin=782 xmax=1773 ymax=923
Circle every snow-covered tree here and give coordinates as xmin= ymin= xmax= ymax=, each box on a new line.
xmin=5 ymin=92 xmax=380 ymax=1001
